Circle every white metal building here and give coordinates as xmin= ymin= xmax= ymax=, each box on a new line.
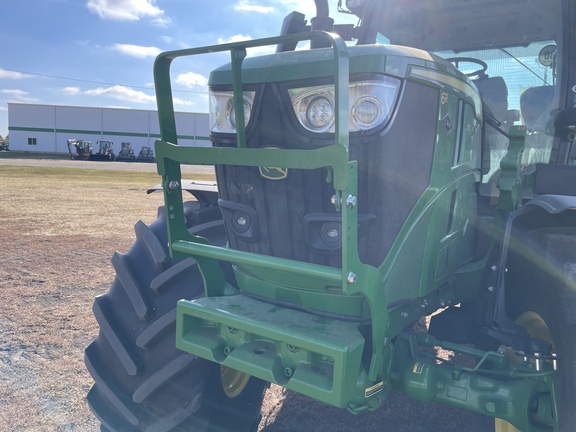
xmin=7 ymin=102 xmax=210 ymax=155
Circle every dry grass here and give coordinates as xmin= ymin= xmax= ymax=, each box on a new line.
xmin=0 ymin=165 xmax=490 ymax=431
xmin=0 ymin=166 xmax=172 ymax=431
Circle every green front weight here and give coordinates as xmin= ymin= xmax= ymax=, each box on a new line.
xmin=176 ymin=294 xmax=382 ymax=409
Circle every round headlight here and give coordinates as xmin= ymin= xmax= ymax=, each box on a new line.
xmin=296 ymin=92 xmax=335 ymax=132
xmin=307 ymin=95 xmax=334 ymax=131
xmin=352 ymin=96 xmax=384 ymax=130
xmin=226 ymin=96 xmax=253 ymax=129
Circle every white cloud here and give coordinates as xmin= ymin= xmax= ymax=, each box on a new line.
xmin=62 ymin=87 xmax=81 ymax=95
xmin=152 ymin=15 xmax=171 ymax=27
xmin=235 ymin=0 xmax=275 ymax=13
xmin=0 ymin=89 xmax=38 ymax=102
xmin=87 ymin=0 xmax=164 ymax=21
xmin=217 ymin=34 xmax=275 ymax=57
xmin=175 ymin=72 xmax=208 ymax=88
xmin=172 ymin=96 xmax=196 ymax=108
xmin=0 ymin=69 xmax=31 ymax=79
xmin=112 ymin=43 xmax=161 ymax=58
xmin=218 ymin=34 xmax=253 ymax=45
xmin=85 ymin=85 xmax=155 ymax=104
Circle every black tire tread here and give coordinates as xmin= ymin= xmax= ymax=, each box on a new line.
xmin=150 ymin=258 xmax=197 ymax=295
xmin=111 ymin=251 xmax=151 ymax=319
xmin=134 ymin=220 xmax=169 ymax=271
xmin=136 ymin=308 xmax=177 ymax=349
xmin=132 ymin=353 xmax=197 ymax=403
xmin=92 ymin=296 xmax=138 ymax=375
xmin=86 ymin=214 xmax=266 ymax=431
xmin=85 ymin=344 xmax=139 ymax=425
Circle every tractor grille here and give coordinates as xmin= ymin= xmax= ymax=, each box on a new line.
xmin=213 ymin=80 xmax=438 ymax=269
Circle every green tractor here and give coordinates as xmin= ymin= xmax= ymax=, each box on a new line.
xmin=84 ymin=1 xmax=576 ymax=431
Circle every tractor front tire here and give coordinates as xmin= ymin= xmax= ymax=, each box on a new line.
xmin=504 ymin=229 xmax=576 ymax=432
xmin=85 ymin=202 xmax=267 ymax=431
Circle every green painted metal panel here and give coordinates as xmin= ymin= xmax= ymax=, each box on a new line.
xmin=177 ymin=294 xmax=367 ymax=408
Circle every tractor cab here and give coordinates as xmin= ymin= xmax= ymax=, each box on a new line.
xmin=359 ymin=0 xmax=574 ymax=201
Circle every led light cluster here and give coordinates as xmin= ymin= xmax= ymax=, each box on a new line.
xmin=208 ymin=77 xmax=400 ymax=135
xmin=289 ymin=77 xmax=400 ymax=133
xmin=209 ymin=91 xmax=255 ymax=133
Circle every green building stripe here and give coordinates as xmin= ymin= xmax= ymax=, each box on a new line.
xmin=56 ymin=128 xmax=102 ymax=135
xmin=102 ymin=131 xmax=149 ymax=138
xmin=9 ymin=126 xmax=55 ymax=133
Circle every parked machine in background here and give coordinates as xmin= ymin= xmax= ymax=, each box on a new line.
xmin=136 ymin=145 xmax=155 ymax=162
xmin=85 ymin=1 xmax=576 ymax=431
xmin=116 ymin=142 xmax=136 ymax=162
xmin=66 ymin=139 xmax=92 ymax=160
xmin=89 ymin=140 xmax=115 ymax=161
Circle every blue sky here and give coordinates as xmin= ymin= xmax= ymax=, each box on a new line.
xmin=0 ymin=0 xmax=355 ymax=138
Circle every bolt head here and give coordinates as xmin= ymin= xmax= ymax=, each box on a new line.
xmin=346 ymin=195 xmax=357 ymax=208
xmin=347 ymin=272 xmax=357 ymax=284
xmin=168 ymin=180 xmax=180 ymax=190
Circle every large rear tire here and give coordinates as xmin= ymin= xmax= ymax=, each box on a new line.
xmin=85 ymin=201 xmax=267 ymax=431
xmin=503 ymin=229 xmax=576 ymax=432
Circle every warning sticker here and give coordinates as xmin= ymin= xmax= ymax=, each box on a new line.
xmin=365 ymin=381 xmax=384 ymax=398
xmin=443 ymin=114 xmax=453 ymax=134
xmin=412 ymin=362 xmax=425 ymax=374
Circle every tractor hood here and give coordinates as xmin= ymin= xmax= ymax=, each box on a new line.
xmin=208 ymin=44 xmax=468 ymax=86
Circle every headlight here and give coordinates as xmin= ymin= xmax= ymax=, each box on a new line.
xmin=293 ymin=88 xmax=335 ymax=133
xmin=289 ymin=77 xmax=400 ymax=133
xmin=210 ymin=91 xmax=255 ymax=133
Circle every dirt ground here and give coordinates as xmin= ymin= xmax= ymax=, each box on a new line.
xmin=0 ymin=158 xmax=491 ymax=431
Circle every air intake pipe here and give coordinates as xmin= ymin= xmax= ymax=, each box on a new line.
xmin=311 ymin=0 xmax=334 ymax=48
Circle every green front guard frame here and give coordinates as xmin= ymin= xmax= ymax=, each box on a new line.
xmin=153 ymin=32 xmax=387 ymax=409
